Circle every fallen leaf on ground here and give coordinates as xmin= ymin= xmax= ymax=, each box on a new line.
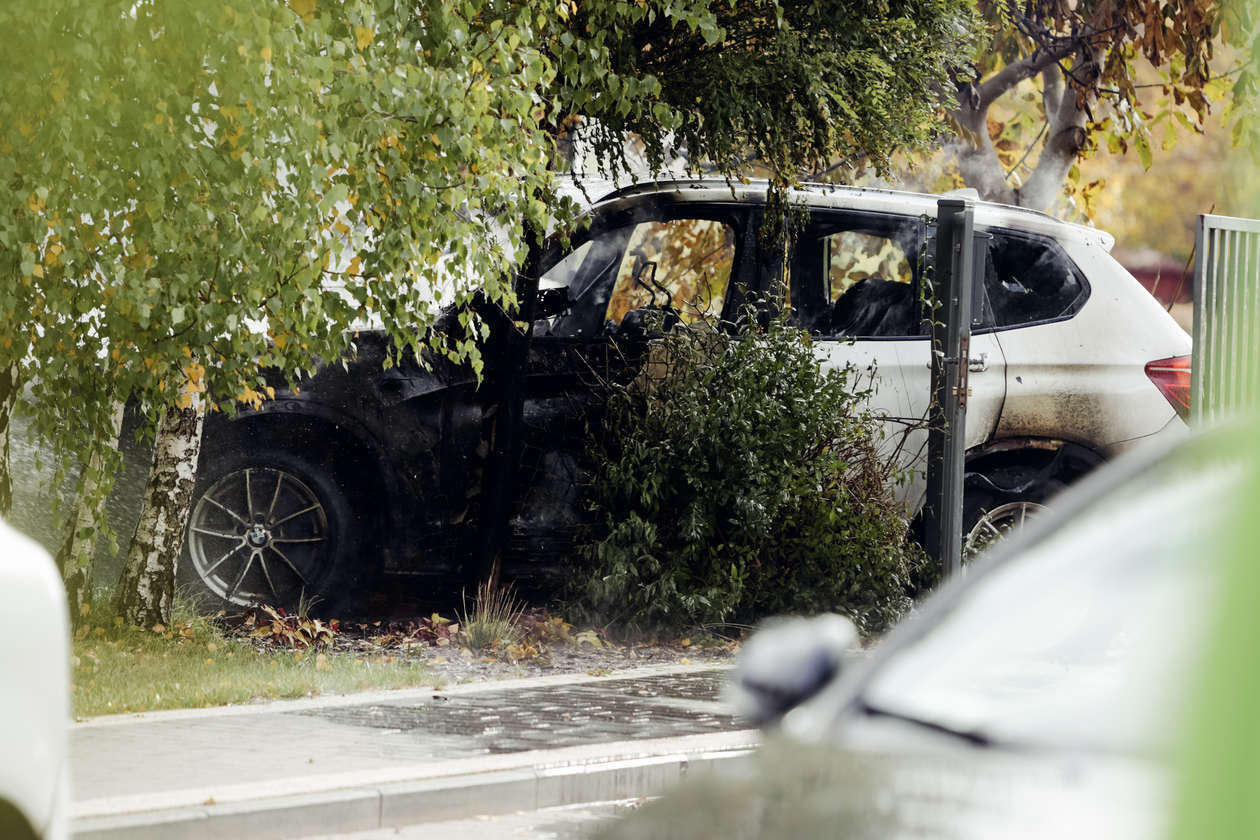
xmin=575 ymin=630 xmax=603 ymax=649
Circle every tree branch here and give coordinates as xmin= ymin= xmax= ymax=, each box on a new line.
xmin=1042 ymin=62 xmax=1064 ymax=118
xmin=1005 ymin=117 xmax=1048 ymax=183
xmin=976 ymin=42 xmax=1078 ymax=109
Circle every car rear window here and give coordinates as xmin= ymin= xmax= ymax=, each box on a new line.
xmin=982 ymin=231 xmax=1088 ymax=328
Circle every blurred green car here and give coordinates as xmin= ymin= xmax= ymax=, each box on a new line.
xmin=605 ymin=425 xmax=1244 ymax=840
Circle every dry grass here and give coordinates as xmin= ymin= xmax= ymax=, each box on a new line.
xmin=459 ymin=581 xmax=526 ymax=651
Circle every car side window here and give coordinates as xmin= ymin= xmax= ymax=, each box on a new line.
xmin=536 ymin=217 xmax=737 ymax=338
xmin=792 ymin=215 xmax=921 ymax=338
xmin=983 ymin=231 xmax=1088 ymax=328
xmin=604 ymin=218 xmax=736 ymax=326
xmin=535 ymin=226 xmax=633 ymax=338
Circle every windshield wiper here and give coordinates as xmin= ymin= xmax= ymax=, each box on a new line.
xmin=857 ymin=700 xmax=1002 ymax=749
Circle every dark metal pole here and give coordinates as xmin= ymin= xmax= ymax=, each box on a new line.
xmin=924 ymin=199 xmax=974 ymax=580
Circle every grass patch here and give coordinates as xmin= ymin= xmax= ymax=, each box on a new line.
xmin=71 ymin=601 xmax=430 ymax=718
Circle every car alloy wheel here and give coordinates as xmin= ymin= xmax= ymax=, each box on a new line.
xmin=187 ymin=466 xmax=332 ymax=607
xmin=963 ymin=500 xmax=1048 ymax=559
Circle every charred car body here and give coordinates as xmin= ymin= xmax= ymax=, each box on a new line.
xmin=182 ymin=180 xmax=1191 ymax=610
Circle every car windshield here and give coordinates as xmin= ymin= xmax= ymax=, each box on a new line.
xmin=858 ymin=456 xmax=1239 ymax=755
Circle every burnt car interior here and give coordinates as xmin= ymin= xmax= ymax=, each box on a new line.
xmin=534 ymin=206 xmax=746 ymax=339
xmin=789 ymin=212 xmax=924 ymax=338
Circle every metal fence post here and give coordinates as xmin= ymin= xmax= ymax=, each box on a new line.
xmin=924 ymin=199 xmax=975 ymax=580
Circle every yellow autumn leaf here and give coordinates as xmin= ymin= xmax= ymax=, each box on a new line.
xmin=237 ymin=386 xmax=263 ymax=409
xmin=31 ymin=264 xmax=43 ymax=278
xmin=355 ymin=26 xmax=373 ymax=50
xmin=289 ymin=0 xmax=316 ymax=21
xmin=348 ymin=256 xmax=362 ymax=275
xmin=260 ymin=45 xmax=273 ymax=63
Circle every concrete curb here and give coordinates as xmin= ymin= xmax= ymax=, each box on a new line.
xmin=72 ymin=729 xmax=758 ymax=840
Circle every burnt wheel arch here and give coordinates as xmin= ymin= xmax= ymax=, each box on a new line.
xmin=182 ymin=414 xmax=388 ymax=612
xmin=963 ymin=438 xmax=1106 ymax=498
xmin=959 ymin=439 xmax=1105 ymax=558
xmin=909 ymin=439 xmax=1105 ymax=593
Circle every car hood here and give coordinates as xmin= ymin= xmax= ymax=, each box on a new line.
xmin=602 ymin=735 xmax=1167 ymax=840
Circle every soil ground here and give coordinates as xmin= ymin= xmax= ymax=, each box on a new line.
xmin=316 ymin=609 xmax=740 ymax=689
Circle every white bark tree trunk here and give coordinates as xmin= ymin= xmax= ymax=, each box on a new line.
xmin=1016 ymin=52 xmax=1098 ymax=212
xmin=114 ymin=393 xmax=205 ymax=627
xmin=949 ymin=109 xmax=1018 ymax=206
xmin=0 ymin=365 xmax=17 ymax=515
xmin=946 ymin=45 xmax=1097 ymax=211
xmin=57 ymin=400 xmax=126 ymax=622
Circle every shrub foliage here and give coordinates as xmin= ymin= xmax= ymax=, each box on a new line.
xmin=574 ymin=314 xmax=924 ymax=635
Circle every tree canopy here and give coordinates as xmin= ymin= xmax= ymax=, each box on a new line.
xmin=1 ymin=0 xmax=977 ymax=618
xmin=1 ymin=1 xmax=558 ymax=469
xmin=940 ymin=0 xmax=1259 ymax=210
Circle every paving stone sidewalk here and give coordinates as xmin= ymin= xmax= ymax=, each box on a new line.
xmin=71 ymin=663 xmax=757 ymax=840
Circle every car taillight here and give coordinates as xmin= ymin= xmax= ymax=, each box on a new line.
xmin=1145 ymin=355 xmax=1191 ymax=421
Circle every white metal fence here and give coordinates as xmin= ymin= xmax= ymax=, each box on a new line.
xmin=1193 ymin=213 xmax=1260 ymax=421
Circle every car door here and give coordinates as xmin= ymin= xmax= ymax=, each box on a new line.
xmin=787 ymin=211 xmax=1007 ymax=509
xmin=507 ymin=202 xmax=754 ymax=568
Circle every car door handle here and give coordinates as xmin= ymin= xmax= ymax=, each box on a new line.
xmin=968 ymin=353 xmax=988 ymax=372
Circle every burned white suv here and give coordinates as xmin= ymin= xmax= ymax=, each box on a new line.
xmin=537 ymin=180 xmax=1190 ymax=545
xmin=185 ymin=179 xmax=1191 ymax=609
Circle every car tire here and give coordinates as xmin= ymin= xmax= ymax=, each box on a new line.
xmin=180 ymin=447 xmax=362 ymax=614
xmin=962 ymin=466 xmax=1064 ymax=560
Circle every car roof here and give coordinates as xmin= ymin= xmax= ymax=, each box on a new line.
xmin=587 ymin=178 xmax=1115 ymax=251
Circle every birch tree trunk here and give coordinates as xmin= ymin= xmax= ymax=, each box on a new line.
xmin=0 ymin=365 xmax=17 ymax=516
xmin=57 ymin=400 xmax=126 ymax=623
xmin=114 ymin=394 xmax=205 ymax=627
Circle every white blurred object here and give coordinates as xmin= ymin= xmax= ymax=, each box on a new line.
xmin=0 ymin=521 xmax=70 ymax=839
xmin=727 ymin=614 xmax=857 ymax=725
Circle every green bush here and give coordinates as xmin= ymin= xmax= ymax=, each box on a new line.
xmin=572 ymin=313 xmax=925 ymax=636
